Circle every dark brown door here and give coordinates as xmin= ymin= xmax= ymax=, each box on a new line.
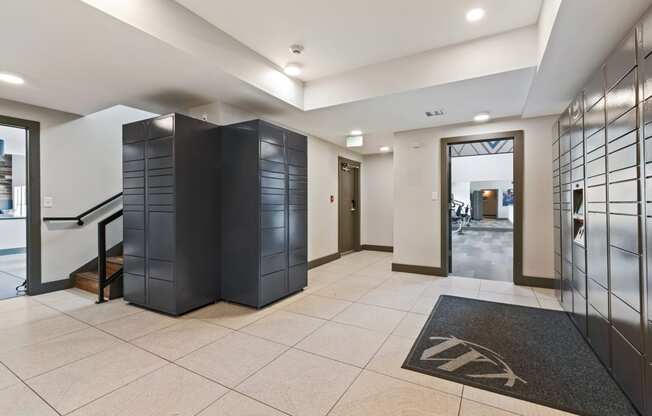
xmin=482 ymin=189 xmax=498 ymax=218
xmin=338 ymin=158 xmax=360 ymax=253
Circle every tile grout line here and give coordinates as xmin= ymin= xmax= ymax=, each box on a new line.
xmin=0 ymin=361 xmax=64 ymax=416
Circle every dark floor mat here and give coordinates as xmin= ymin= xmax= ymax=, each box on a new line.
xmin=402 ymin=296 xmax=639 ymax=416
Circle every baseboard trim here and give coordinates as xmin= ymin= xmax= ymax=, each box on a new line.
xmin=308 ymin=252 xmax=341 ymax=269
xmin=516 ymin=275 xmax=555 ymax=289
xmin=0 ymin=247 xmax=27 ymax=256
xmin=29 ymin=278 xmax=73 ymax=296
xmin=361 ymin=245 xmax=393 ymax=252
xmin=392 ymin=263 xmax=445 ymax=276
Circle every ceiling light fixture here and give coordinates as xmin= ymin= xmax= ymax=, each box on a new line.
xmin=284 ymin=63 xmax=302 ymax=77
xmin=474 ymin=112 xmax=491 ymax=122
xmin=0 ymin=72 xmax=24 ymax=85
xmin=379 ymin=146 xmax=391 ymax=152
xmin=466 ymin=8 xmax=485 ymax=22
xmin=350 ymin=129 xmax=362 ymax=136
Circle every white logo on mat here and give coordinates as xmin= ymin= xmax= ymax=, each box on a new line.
xmin=420 ymin=336 xmax=526 ymax=388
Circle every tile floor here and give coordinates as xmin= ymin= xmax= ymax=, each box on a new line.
xmin=0 ymin=251 xmax=571 ymax=416
xmin=0 ymin=252 xmax=27 ymax=300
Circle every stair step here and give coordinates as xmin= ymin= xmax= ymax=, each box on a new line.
xmin=73 ymin=260 xmax=123 ymax=300
xmin=107 ymin=256 xmax=123 ymax=265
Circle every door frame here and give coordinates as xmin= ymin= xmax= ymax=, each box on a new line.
xmin=338 ymin=157 xmax=361 ymax=254
xmin=0 ymin=115 xmax=43 ymax=295
xmin=440 ymin=130 xmax=525 ymax=285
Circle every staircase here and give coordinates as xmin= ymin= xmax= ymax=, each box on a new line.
xmin=74 ymin=256 xmax=123 ymax=300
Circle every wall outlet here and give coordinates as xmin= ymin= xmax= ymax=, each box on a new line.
xmin=43 ymin=196 xmax=53 ymax=208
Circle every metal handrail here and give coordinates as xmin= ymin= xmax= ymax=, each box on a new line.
xmin=43 ymin=193 xmax=123 ymax=226
xmin=97 ymin=209 xmax=123 ymax=304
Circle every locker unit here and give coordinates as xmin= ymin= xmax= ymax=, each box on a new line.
xmin=122 ymin=114 xmax=221 ymax=315
xmin=553 ymin=14 xmax=651 ymax=413
xmin=553 ymin=120 xmax=562 ymax=302
xmin=221 ymin=120 xmax=308 ymax=308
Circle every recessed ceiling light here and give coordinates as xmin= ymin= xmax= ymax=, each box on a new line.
xmin=474 ymin=112 xmax=491 ymax=122
xmin=350 ymin=129 xmax=362 ymax=136
xmin=284 ymin=63 xmax=302 ymax=77
xmin=0 ymin=72 xmax=24 ymax=85
xmin=466 ymin=8 xmax=485 ymax=22
xmin=379 ymin=146 xmax=391 ymax=152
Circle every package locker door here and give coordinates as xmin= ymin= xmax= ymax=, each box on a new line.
xmin=287 ymin=131 xmax=307 ymax=293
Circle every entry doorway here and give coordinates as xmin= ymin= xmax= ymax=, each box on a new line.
xmin=338 ymin=157 xmax=361 ymax=254
xmin=441 ymin=131 xmax=524 ymax=284
xmin=0 ymin=115 xmax=41 ymax=297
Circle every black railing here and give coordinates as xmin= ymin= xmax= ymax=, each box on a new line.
xmin=97 ymin=209 xmax=123 ymax=304
xmin=43 ymin=193 xmax=123 ymax=226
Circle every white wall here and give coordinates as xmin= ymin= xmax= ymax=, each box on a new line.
xmin=393 ymin=115 xmax=555 ymax=279
xmin=361 ymin=153 xmax=393 ymax=247
xmin=0 ymin=98 xmax=157 ymax=283
xmin=0 ymin=219 xmax=26 ymax=250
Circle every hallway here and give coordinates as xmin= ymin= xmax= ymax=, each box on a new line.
xmin=0 ymin=251 xmax=566 ymax=416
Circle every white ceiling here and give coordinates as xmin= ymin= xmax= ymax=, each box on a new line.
xmin=175 ymin=0 xmax=542 ymax=81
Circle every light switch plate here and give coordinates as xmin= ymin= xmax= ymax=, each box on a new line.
xmin=431 ymin=192 xmax=439 ymax=201
xmin=43 ymin=196 xmax=53 ymax=208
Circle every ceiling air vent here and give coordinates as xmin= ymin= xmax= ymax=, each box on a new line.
xmin=425 ymin=110 xmax=445 ymax=117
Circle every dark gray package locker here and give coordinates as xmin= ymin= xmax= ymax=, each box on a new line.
xmin=122 ymin=113 xmax=221 ymax=315
xmin=220 ymin=119 xmax=308 ymax=308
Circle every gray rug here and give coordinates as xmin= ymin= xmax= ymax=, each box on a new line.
xmin=402 ymin=296 xmax=639 ymax=416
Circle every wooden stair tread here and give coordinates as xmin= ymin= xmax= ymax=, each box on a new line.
xmin=107 ymin=256 xmax=123 ymax=265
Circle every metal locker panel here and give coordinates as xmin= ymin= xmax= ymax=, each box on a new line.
xmin=645 ymin=57 xmax=652 ymax=104
xmin=287 ymin=148 xmax=306 ymax=167
xmin=560 ymin=132 xmax=571 ymax=154
xmin=587 ymin=185 xmax=606 ymax=202
xmin=587 ymin=306 xmax=611 ymax=367
xmin=123 ymin=256 xmax=145 ymax=276
xmin=587 ymin=175 xmax=607 ymax=188
xmin=571 ymin=166 xmax=584 ymax=182
xmin=605 ymin=30 xmax=637 ymax=90
xmin=288 ymin=263 xmax=307 ymax=293
xmin=552 ymin=143 xmax=560 ymax=160
xmin=588 ymin=278 xmax=609 ymax=319
xmin=123 ymin=211 xmax=144 ymax=230
xmin=260 ymin=141 xmax=285 ymax=164
xmin=123 ymin=142 xmax=145 ymax=161
xmin=610 ymin=214 xmax=640 ymax=254
xmin=585 ymin=70 xmax=605 ymax=111
xmin=259 ymin=160 xmax=285 ymax=174
xmin=562 ymin=260 xmax=573 ymax=312
xmin=570 ymin=125 xmax=583 ymax=149
xmin=148 ymin=193 xmax=174 ymax=206
xmin=123 ymin=177 xmax=145 ymax=189
xmin=573 ymin=266 xmax=587 ymax=297
xmin=148 ymin=167 xmax=173 ymax=177
xmin=586 ymin=157 xmax=606 ymax=178
xmin=260 ymin=176 xmax=286 ymax=189
xmin=289 ymin=190 xmax=307 ymax=206
xmin=148 ymin=259 xmax=174 ymax=282
xmin=606 ymin=69 xmax=637 ymax=124
xmin=288 ymin=165 xmax=307 ymax=176
xmin=148 ymin=175 xmax=174 ymax=188
xmin=587 ymin=145 xmax=606 ymax=163
xmin=587 ymin=213 xmax=609 ymax=287
xmin=261 ymin=192 xmax=285 ymax=206
xmin=645 ymin=99 xmax=652 ymax=138
xmin=611 ymin=328 xmax=645 ymax=413
xmin=261 ymin=253 xmax=286 ymax=276
xmin=607 ymin=107 xmax=638 ymax=143
xmin=123 ymin=194 xmax=144 ymax=206
xmin=123 ymin=121 xmax=147 ymax=143
xmin=572 ymin=289 xmax=588 ymax=336
xmin=573 ymin=244 xmax=586 ymax=273
xmin=148 ymin=116 xmax=173 ymax=139
xmin=124 ymin=229 xmax=145 ymax=258
xmin=647 ymin=363 xmax=652 ymax=416
xmin=261 ymin=227 xmax=286 ymax=257
xmin=608 ymin=130 xmax=638 ymax=154
xmin=123 ymin=160 xmax=145 ymax=172
xmin=609 ymin=180 xmax=638 ymax=202
xmin=289 ymin=208 xmax=307 ymax=250
xmin=261 ymin=211 xmax=285 ymax=229
xmin=562 ymin=212 xmax=573 ymax=262
xmin=560 ymin=151 xmax=571 ymax=167
xmin=610 ymin=246 xmax=641 ymax=311
xmin=609 ymin=144 xmax=639 ymax=172
xmin=123 ymin=273 xmax=145 ymax=305
xmin=587 ymin=202 xmax=606 ymax=212
xmin=610 ymin=167 xmax=639 ymax=184
xmin=259 ymin=122 xmax=285 ymax=146
xmin=148 ymin=278 xmax=176 ymax=314
xmin=643 ymin=11 xmax=652 ymax=60
xmin=610 ymin=203 xmax=639 ymax=216
xmin=148 ymin=156 xmax=173 ymax=169
xmin=260 ymin=270 xmax=288 ymax=306
xmin=585 ymin=98 xmax=606 ymax=140
xmin=289 ymin=247 xmax=307 ymax=267
xmin=148 ymin=211 xmax=175 ymax=261
xmin=571 ymin=144 xmax=584 ymax=162
xmin=286 ymin=130 xmax=307 ymax=151
xmin=147 ymin=137 xmax=173 ymax=158
xmin=611 ymin=294 xmax=643 ymax=351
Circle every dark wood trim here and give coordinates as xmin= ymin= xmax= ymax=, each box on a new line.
xmin=338 ymin=157 xmax=361 ymax=254
xmin=519 ymin=275 xmax=555 ymax=289
xmin=0 ymin=115 xmax=42 ymax=296
xmin=29 ymin=279 xmax=72 ymax=296
xmin=361 ymin=244 xmax=393 ymax=252
xmin=308 ymin=252 xmax=341 ymax=269
xmin=392 ymin=263 xmax=445 ymax=276
xmin=440 ymin=130 xmax=525 ymax=285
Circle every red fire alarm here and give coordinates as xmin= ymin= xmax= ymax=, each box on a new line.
xmin=330 ymin=195 xmax=335 ymax=203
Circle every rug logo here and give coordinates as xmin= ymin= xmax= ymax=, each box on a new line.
xmin=420 ymin=336 xmax=526 ymax=388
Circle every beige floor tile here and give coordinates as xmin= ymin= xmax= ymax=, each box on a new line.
xmin=132 ymin=319 xmax=232 ymax=361
xmin=97 ymin=310 xmax=177 ymax=341
xmin=314 ymin=277 xmax=382 ymax=302
xmin=0 ymin=314 xmax=88 ymax=353
xmin=479 ymin=280 xmax=536 ymax=298
xmin=306 ymin=270 xmax=346 ymax=291
xmin=430 ymin=277 xmax=482 ymax=293
xmin=358 ymin=287 xmax=423 ymax=311
xmin=392 ymin=312 xmax=428 ymax=339
xmin=186 ymin=301 xmax=275 ymax=330
xmin=198 ymin=391 xmax=286 ymax=416
xmin=410 ymin=293 xmax=442 ymax=314
xmin=268 ymin=290 xmax=309 ymax=309
xmin=0 ymin=363 xmax=19 ymax=390
xmin=0 ymin=382 xmax=58 ymax=416
xmin=0 ymin=303 xmax=60 ymax=330
xmin=237 ymin=348 xmax=360 ymax=416
xmin=0 ymin=295 xmax=39 ymax=313
xmin=282 ymin=294 xmax=352 ymax=319
xmin=27 ymin=343 xmax=166 ymax=415
xmin=538 ymin=298 xmax=563 ymax=311
xmin=0 ymin=327 xmax=122 ymax=379
xmin=33 ymin=289 xmax=95 ymax=312
xmin=332 ymin=303 xmax=406 ymax=333
xmin=475 ymin=292 xmax=540 ymax=308
xmin=68 ymin=364 xmax=227 ymax=416
xmin=240 ymin=310 xmax=324 ymax=346
xmin=459 ymin=399 xmax=519 ymax=415
xmin=463 ymin=386 xmax=576 ymax=416
xmin=532 ymin=287 xmax=557 ymax=300
xmin=366 ymin=335 xmax=462 ymax=396
xmin=329 ymin=370 xmax=460 ymax=416
xmin=67 ymin=299 xmax=143 ymax=325
xmin=296 ymin=321 xmax=388 ymax=367
xmin=177 ymin=331 xmax=287 ymax=388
